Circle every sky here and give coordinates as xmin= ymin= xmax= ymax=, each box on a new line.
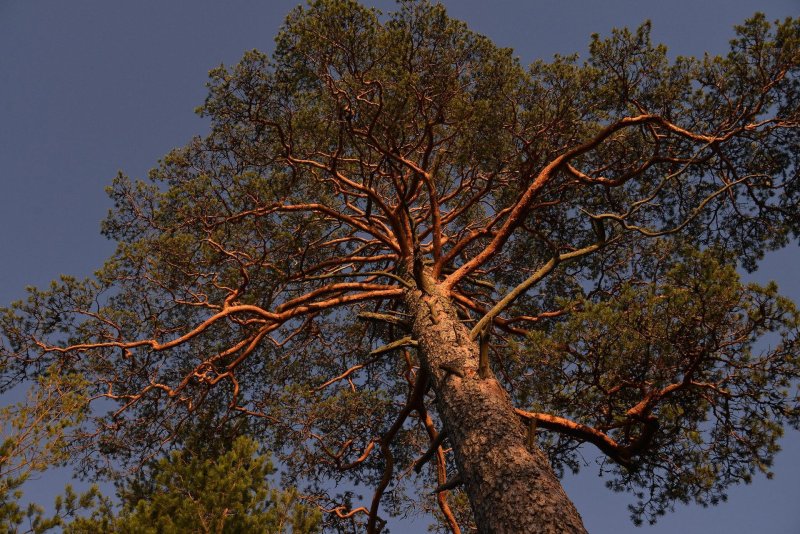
xmin=1 ymin=1 xmax=799 ymax=532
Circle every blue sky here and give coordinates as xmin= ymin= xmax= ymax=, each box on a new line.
xmin=1 ymin=1 xmax=798 ymax=532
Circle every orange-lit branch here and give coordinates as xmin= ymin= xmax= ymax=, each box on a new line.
xmin=514 ymin=408 xmax=634 ymax=468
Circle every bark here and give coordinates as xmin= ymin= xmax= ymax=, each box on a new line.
xmin=405 ymin=280 xmax=587 ymax=534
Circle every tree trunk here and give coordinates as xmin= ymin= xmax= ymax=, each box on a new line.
xmin=405 ymin=281 xmax=587 ymax=534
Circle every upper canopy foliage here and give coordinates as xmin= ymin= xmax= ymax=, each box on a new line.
xmin=1 ymin=0 xmax=799 ymax=528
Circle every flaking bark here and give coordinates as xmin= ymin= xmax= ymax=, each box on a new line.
xmin=405 ymin=279 xmax=587 ymax=534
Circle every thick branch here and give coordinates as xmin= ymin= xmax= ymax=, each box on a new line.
xmin=514 ymin=408 xmax=633 ymax=468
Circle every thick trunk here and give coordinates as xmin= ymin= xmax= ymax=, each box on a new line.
xmin=405 ymin=283 xmax=587 ymax=534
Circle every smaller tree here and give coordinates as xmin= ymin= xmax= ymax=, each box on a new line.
xmin=1 ymin=370 xmax=89 ymax=534
xmin=0 ymin=435 xmax=321 ymax=534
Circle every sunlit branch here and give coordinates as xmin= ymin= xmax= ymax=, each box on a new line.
xmin=304 ymin=270 xmax=412 ymax=289
xmin=514 ymin=408 xmax=634 ymax=468
xmin=275 ymin=282 xmax=396 ymax=312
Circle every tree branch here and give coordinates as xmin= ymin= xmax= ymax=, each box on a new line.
xmin=470 ymin=241 xmax=606 ymax=339
xmin=514 ymin=408 xmax=634 ymax=468
xmin=413 ymin=428 xmax=448 ymax=473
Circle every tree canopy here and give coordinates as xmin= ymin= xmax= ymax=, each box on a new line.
xmin=1 ymin=1 xmax=799 ymax=532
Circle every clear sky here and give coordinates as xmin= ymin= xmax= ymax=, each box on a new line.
xmin=1 ymin=1 xmax=798 ymax=532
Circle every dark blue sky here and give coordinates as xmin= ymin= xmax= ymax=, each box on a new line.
xmin=1 ymin=1 xmax=798 ymax=532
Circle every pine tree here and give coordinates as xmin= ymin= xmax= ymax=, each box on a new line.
xmin=2 ymin=2 xmax=799 ymax=531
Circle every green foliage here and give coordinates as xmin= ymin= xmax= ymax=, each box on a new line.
xmin=0 ymin=369 xmax=90 ymax=533
xmin=0 ymin=436 xmax=320 ymax=534
xmin=1 ymin=371 xmax=88 ymax=479
xmin=1 ymin=0 xmax=799 ymax=530
xmin=100 ymin=435 xmax=320 ymax=534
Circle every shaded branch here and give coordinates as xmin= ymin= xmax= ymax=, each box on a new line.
xmin=413 ymin=428 xmax=448 ymax=474
xmin=470 ymin=241 xmax=607 ymax=339
xmin=433 ymin=475 xmax=464 ymax=494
